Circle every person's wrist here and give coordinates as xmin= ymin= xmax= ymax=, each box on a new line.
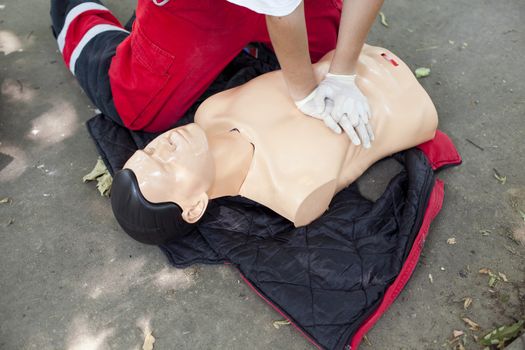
xmin=289 ymin=80 xmax=317 ymax=102
xmin=326 ymin=72 xmax=356 ymax=79
xmin=329 ymin=50 xmax=359 ymax=75
xmin=294 ymin=88 xmax=317 ymax=108
xmin=328 ymin=67 xmax=356 ymax=75
xmin=325 ymin=72 xmax=356 ymax=84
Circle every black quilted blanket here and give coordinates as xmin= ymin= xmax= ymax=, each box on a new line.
xmin=86 ymin=46 xmax=461 ymax=349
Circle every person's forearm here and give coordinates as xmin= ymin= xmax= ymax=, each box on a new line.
xmin=266 ymin=2 xmax=317 ymax=101
xmin=330 ymin=0 xmax=384 ymax=75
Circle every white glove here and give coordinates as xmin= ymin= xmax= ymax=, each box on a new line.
xmin=317 ymin=73 xmax=374 ymax=148
xmin=294 ymin=87 xmax=343 ymax=136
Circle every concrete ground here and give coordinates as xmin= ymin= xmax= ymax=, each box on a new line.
xmin=1 ymin=0 xmax=524 ymax=349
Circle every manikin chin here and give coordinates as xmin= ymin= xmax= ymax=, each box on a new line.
xmin=124 ymin=45 xmax=438 ymax=227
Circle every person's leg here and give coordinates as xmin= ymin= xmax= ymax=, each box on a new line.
xmin=303 ymin=0 xmax=342 ymax=62
xmin=110 ymin=0 xmax=261 ymax=132
xmin=254 ymin=0 xmax=342 ymax=63
xmin=51 ymin=0 xmax=129 ymax=125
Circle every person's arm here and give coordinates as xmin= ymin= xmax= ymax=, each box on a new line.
xmin=265 ymin=2 xmax=316 ymax=101
xmin=308 ymin=0 xmax=383 ymax=148
xmin=329 ymin=0 xmax=384 ymax=75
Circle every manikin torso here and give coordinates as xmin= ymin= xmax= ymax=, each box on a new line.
xmin=194 ymin=45 xmax=437 ymax=225
xmin=124 ymin=45 xmax=438 ymax=227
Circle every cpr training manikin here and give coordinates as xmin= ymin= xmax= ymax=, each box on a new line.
xmin=120 ymin=45 xmax=438 ymax=229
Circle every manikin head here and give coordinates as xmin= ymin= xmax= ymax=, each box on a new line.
xmin=111 ymin=123 xmax=215 ymax=244
xmin=126 ymin=123 xmax=215 ymax=222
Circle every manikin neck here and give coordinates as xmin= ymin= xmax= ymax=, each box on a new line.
xmin=206 ymin=129 xmax=254 ymax=199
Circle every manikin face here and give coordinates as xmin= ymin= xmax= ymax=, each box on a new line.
xmin=124 ymin=123 xmax=215 ymax=223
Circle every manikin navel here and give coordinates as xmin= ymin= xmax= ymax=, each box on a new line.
xmin=124 ymin=45 xmax=438 ymax=227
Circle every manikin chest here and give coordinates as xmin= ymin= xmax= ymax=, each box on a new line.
xmin=198 ymin=98 xmax=351 ymax=225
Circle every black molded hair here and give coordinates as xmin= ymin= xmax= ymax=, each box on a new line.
xmin=110 ymin=169 xmax=196 ymax=245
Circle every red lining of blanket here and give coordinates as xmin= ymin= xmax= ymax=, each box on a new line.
xmin=348 ymin=179 xmax=444 ymax=349
xmin=417 ymin=130 xmax=462 ymax=170
xmin=240 ymin=274 xmax=323 ymax=349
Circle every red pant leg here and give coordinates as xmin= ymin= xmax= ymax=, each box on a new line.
xmin=304 ymin=0 xmax=342 ymax=62
xmin=109 ymin=0 xmax=260 ymax=132
xmin=58 ymin=2 xmax=125 ymax=74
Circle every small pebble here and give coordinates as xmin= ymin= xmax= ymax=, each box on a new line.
xmin=459 ymin=270 xmax=469 ymax=278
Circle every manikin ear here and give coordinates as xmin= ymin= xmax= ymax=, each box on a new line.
xmin=181 ymin=193 xmax=209 ymax=224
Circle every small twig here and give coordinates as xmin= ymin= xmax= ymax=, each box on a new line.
xmin=26 ymin=30 xmax=34 ymax=40
xmin=503 ymin=245 xmax=518 ymax=256
xmin=16 ymin=79 xmax=23 ymax=92
xmin=415 ymin=45 xmax=439 ymax=51
xmin=465 ymin=138 xmax=484 ymax=151
xmin=363 ymin=335 xmax=372 ymax=346
xmin=502 ymin=29 xmax=517 ymax=35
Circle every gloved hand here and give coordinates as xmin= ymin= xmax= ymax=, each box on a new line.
xmin=320 ymin=73 xmax=374 ymax=148
xmin=294 ymin=87 xmax=342 ymax=135
xmin=294 ymin=73 xmax=374 ymax=148
xmin=295 ymin=73 xmax=375 ymax=148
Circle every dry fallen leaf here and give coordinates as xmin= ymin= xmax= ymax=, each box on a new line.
xmin=479 ymin=269 xmax=504 ymax=287
xmin=463 ymin=297 xmax=473 ymax=310
xmin=0 ymin=197 xmax=11 ymax=204
xmin=378 ymin=12 xmax=389 ymax=27
xmin=462 ymin=317 xmax=481 ymax=331
xmin=143 ymin=331 xmax=155 ymax=350
xmin=83 ymin=158 xmax=112 ymax=196
xmin=272 ymin=320 xmax=291 ymax=329
xmin=453 ymin=330 xmax=464 ymax=338
xmin=363 ymin=335 xmax=372 ymax=346
xmin=447 ymin=237 xmax=457 ymax=245
xmin=498 ymin=272 xmax=508 ymax=282
xmin=493 ymin=169 xmax=507 ymax=185
xmin=489 ymin=275 xmax=498 ymax=287
xmin=83 ymin=158 xmax=107 ymax=182
xmin=96 ymin=172 xmax=113 ymax=197
xmin=415 ymin=67 xmax=431 ymax=78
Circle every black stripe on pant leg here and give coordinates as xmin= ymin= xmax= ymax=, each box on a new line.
xmin=124 ymin=11 xmax=136 ymax=31
xmin=50 ymin=0 xmax=104 ymax=35
xmin=74 ymin=30 xmax=129 ymax=126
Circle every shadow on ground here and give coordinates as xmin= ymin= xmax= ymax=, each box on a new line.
xmin=0 ymin=0 xmax=523 ymax=349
